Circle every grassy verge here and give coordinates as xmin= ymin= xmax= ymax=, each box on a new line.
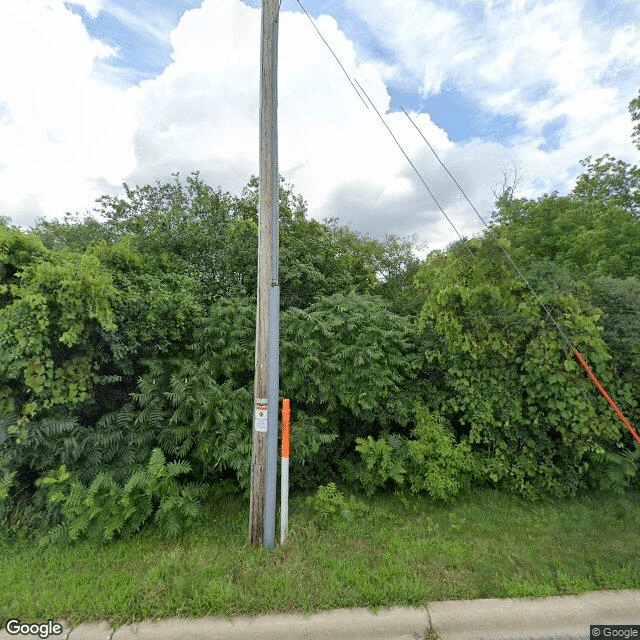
xmin=1 ymin=487 xmax=639 ymax=626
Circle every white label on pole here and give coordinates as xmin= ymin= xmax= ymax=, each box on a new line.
xmin=255 ymin=405 xmax=268 ymax=432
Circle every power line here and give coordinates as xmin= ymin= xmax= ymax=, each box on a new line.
xmin=294 ymin=0 xmax=369 ymax=110
xmin=295 ymin=0 xmax=572 ymax=346
xmin=293 ymin=0 xmax=640 ymax=445
xmin=293 ymin=0 xmax=473 ymax=257
xmin=400 ymin=107 xmax=574 ymax=350
xmin=294 ymin=0 xmax=575 ymax=346
xmin=352 ymin=79 xmax=474 ymax=259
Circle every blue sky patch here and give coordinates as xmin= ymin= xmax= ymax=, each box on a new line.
xmin=0 ymin=101 xmax=10 ymax=123
xmin=402 ymin=88 xmax=526 ymax=144
xmin=588 ymin=0 xmax=631 ymax=28
xmin=387 ymin=86 xmax=426 ymax=114
xmin=539 ymin=116 xmax=568 ymax=152
xmin=280 ymin=0 xmax=395 ymax=63
xmin=66 ymin=0 xmax=202 ymax=82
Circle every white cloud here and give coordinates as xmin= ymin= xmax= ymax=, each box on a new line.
xmin=126 ymin=0 xmax=259 ymax=190
xmin=609 ymin=26 xmax=640 ymax=68
xmin=126 ymin=0 xmax=455 ymax=245
xmin=333 ymin=0 xmax=639 ymax=243
xmin=0 ymin=0 xmax=638 ymax=255
xmin=0 ymin=0 xmax=136 ymax=224
xmin=346 ymin=0 xmax=639 ymax=138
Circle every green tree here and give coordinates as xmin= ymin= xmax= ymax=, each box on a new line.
xmin=587 ymin=277 xmax=640 ymax=428
xmin=0 ymin=227 xmax=117 ymax=422
xmin=492 ymin=191 xmax=640 ymax=278
xmin=281 ymin=293 xmax=424 ymax=487
xmin=413 ymin=237 xmax=624 ymax=498
xmin=573 ymin=154 xmax=640 ymax=219
xmin=630 ymin=89 xmax=640 ymax=151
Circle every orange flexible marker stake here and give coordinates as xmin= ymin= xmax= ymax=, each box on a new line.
xmin=573 ymin=349 xmax=640 ymax=445
xmin=282 ymin=398 xmax=290 ymax=460
xmin=280 ymin=398 xmax=291 ymax=544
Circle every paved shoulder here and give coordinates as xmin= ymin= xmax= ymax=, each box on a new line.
xmin=429 ymin=590 xmax=640 ymax=640
xmin=2 ymin=590 xmax=638 ymax=640
xmin=108 ymin=607 xmax=428 ymax=640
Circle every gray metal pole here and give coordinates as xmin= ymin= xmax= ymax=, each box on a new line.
xmin=264 ymin=284 xmax=279 ymax=549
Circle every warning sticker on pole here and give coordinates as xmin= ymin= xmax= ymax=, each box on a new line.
xmin=254 ymin=404 xmax=268 ymax=432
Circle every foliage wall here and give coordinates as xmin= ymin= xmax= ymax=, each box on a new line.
xmin=1 ymin=96 xmax=640 ymax=542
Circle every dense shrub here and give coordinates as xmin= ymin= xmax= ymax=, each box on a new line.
xmin=345 ymin=404 xmax=478 ymax=501
xmin=2 ymin=143 xmax=640 ymax=543
xmin=413 ymin=238 xmax=627 ymax=498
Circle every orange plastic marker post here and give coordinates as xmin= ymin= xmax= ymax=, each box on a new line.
xmin=280 ymin=398 xmax=291 ymax=544
xmin=573 ymin=348 xmax=640 ymax=445
xmin=282 ymin=398 xmax=290 ymax=459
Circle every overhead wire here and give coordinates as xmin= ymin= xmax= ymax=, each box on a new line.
xmin=401 ymin=106 xmax=640 ymax=443
xmin=293 ymin=0 xmax=640 ymax=444
xmin=293 ymin=0 xmax=571 ymax=344
xmin=294 ymin=0 xmax=369 ymax=110
xmin=400 ymin=107 xmax=574 ymax=349
xmin=293 ymin=0 xmax=560 ymax=318
xmin=353 ymin=79 xmax=474 ymax=259
xmin=294 ymin=0 xmax=473 ymax=262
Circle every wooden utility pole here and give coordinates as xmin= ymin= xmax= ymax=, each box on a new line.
xmin=249 ymin=0 xmax=279 ymax=549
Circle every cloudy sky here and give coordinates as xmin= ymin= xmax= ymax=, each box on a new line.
xmin=1 ymin=0 xmax=639 ymax=250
